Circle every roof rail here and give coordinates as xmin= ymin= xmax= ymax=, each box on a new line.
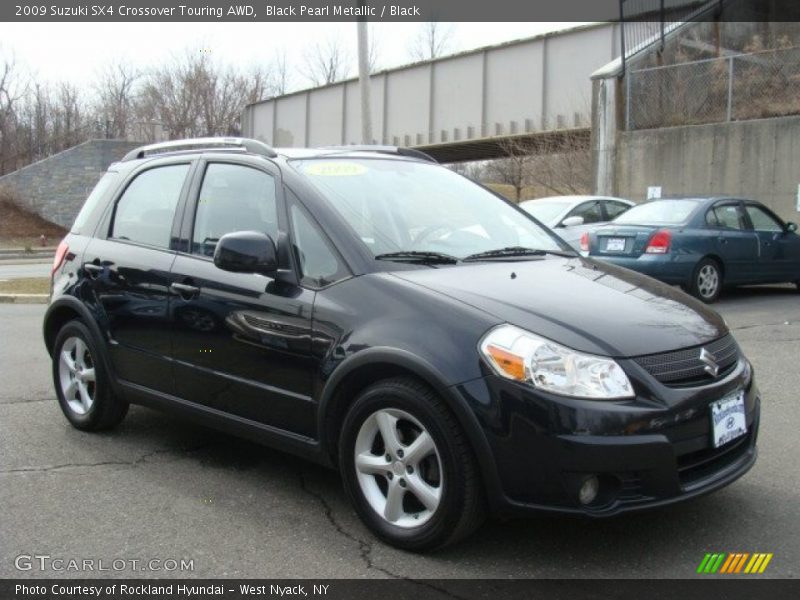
xmin=121 ymin=137 xmax=278 ymax=161
xmin=317 ymin=145 xmax=437 ymax=163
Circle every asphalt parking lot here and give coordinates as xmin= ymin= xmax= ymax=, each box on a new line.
xmin=1 ymin=286 xmax=798 ymax=580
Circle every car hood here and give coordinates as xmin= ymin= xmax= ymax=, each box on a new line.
xmin=390 ymin=257 xmax=726 ymax=357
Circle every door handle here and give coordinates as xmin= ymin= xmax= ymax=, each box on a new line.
xmin=83 ymin=263 xmax=103 ymax=278
xmin=170 ymin=282 xmax=200 ymax=298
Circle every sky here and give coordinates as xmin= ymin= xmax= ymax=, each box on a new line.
xmin=0 ymin=22 xmax=588 ymax=93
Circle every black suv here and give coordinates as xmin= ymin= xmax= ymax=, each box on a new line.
xmin=44 ymin=138 xmax=759 ymax=550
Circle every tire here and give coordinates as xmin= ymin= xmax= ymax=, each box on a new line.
xmin=52 ymin=320 xmax=128 ymax=431
xmin=689 ymin=258 xmax=723 ymax=303
xmin=339 ymin=377 xmax=485 ymax=551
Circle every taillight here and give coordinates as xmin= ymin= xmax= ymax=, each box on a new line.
xmin=51 ymin=240 xmax=69 ymax=277
xmin=645 ymin=229 xmax=672 ymax=254
xmin=580 ymin=232 xmax=589 ymax=253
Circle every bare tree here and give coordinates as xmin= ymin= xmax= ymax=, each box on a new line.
xmin=408 ymin=22 xmax=455 ymax=61
xmin=525 ymin=130 xmax=592 ymax=196
xmin=304 ymin=36 xmax=350 ymax=86
xmin=483 ymin=131 xmax=592 ymax=201
xmin=95 ymin=61 xmax=139 ymax=139
xmin=140 ymin=51 xmax=275 ymax=139
xmin=272 ymin=50 xmax=292 ymax=95
xmin=0 ymin=52 xmax=29 ymax=174
xmin=447 ymin=161 xmax=487 ymax=181
xmin=368 ymin=25 xmax=381 ymax=73
xmin=483 ymin=140 xmax=537 ymax=202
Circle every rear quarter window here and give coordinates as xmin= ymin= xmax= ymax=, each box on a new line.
xmin=71 ymin=172 xmax=120 ymax=236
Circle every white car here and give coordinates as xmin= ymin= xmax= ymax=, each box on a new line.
xmin=520 ymin=195 xmax=635 ymax=249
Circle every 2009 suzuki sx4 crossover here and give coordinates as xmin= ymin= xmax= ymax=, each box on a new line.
xmin=44 ymin=138 xmax=759 ymax=550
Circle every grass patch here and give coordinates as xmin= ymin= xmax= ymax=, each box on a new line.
xmin=0 ymin=277 xmax=50 ymax=295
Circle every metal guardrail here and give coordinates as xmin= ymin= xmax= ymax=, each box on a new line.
xmin=619 ymin=0 xmax=723 ymax=74
xmin=626 ymin=46 xmax=800 ymax=129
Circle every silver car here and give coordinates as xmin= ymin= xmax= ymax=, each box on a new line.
xmin=520 ymin=195 xmax=634 ymax=249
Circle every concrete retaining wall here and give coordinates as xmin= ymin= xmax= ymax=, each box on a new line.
xmin=0 ymin=140 xmax=140 ymax=228
xmin=614 ymin=116 xmax=800 ymax=223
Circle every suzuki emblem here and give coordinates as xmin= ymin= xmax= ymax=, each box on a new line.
xmin=699 ymin=348 xmax=720 ymax=377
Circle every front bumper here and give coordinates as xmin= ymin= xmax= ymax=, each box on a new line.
xmin=455 ymin=356 xmax=759 ymax=517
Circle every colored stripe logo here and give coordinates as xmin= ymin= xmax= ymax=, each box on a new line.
xmin=697 ymin=552 xmax=773 ymax=574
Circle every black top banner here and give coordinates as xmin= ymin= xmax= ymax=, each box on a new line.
xmin=3 ymin=0 xmax=800 ymax=22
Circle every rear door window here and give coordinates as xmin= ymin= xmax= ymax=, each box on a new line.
xmin=712 ymin=205 xmax=744 ymax=230
xmin=604 ymin=201 xmax=631 ymax=220
xmin=111 ymin=164 xmax=190 ymax=248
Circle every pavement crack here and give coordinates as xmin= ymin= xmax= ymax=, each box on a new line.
xmin=297 ymin=471 xmax=469 ymax=600
xmin=0 ymin=397 xmax=52 ymax=405
xmin=297 ymin=471 xmax=396 ymax=578
xmin=0 ymin=441 xmax=218 ymax=475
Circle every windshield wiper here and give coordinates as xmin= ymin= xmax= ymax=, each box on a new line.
xmin=374 ymin=251 xmax=460 ymax=265
xmin=463 ymin=246 xmax=576 ymax=261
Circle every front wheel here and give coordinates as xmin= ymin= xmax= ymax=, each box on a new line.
xmin=689 ymin=258 xmax=723 ymax=303
xmin=339 ymin=378 xmax=485 ymax=551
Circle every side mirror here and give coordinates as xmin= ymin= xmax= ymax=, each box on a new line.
xmin=561 ymin=216 xmax=585 ymax=227
xmin=214 ymin=231 xmax=278 ymax=276
xmin=787 ymin=222 xmax=798 ymax=233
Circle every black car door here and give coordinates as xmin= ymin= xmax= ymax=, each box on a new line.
xmin=168 ymin=157 xmax=319 ymax=437
xmin=743 ymin=203 xmax=800 ymax=282
xmin=82 ymin=160 xmax=193 ymax=394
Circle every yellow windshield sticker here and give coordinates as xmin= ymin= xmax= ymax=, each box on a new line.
xmin=304 ymin=162 xmax=368 ymax=177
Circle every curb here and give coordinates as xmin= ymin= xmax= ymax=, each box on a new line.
xmin=0 ymin=293 xmax=48 ymax=304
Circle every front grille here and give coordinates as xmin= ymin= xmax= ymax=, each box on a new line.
xmin=632 ymin=334 xmax=739 ymax=387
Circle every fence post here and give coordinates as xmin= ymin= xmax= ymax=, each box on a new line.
xmin=625 ymin=70 xmax=632 ymax=130
xmin=726 ymin=56 xmax=734 ymax=122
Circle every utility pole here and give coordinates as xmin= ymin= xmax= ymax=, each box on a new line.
xmin=357 ymin=17 xmax=373 ymax=144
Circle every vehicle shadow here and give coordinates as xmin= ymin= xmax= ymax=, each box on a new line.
xmin=110 ymin=405 xmax=780 ymax=578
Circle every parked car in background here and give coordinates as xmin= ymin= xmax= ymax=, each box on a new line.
xmin=582 ymin=197 xmax=800 ymax=303
xmin=520 ymin=195 xmax=634 ymax=248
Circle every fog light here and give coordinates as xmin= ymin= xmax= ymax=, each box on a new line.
xmin=578 ymin=475 xmax=600 ymax=505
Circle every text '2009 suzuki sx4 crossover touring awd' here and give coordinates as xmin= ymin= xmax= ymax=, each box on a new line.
xmin=44 ymin=138 xmax=759 ymax=550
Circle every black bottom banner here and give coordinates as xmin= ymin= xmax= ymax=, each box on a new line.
xmin=2 ymin=579 xmax=799 ymax=600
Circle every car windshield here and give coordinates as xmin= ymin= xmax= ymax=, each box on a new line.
xmin=520 ymin=200 xmax=571 ymax=223
xmin=613 ymin=199 xmax=698 ymax=225
xmin=292 ymin=158 xmax=568 ymax=259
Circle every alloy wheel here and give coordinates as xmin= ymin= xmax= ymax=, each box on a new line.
xmin=58 ymin=336 xmax=96 ymax=415
xmin=697 ymin=264 xmax=720 ymax=299
xmin=353 ymin=408 xmax=443 ymax=528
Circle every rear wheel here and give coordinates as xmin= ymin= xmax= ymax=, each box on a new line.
xmin=690 ymin=258 xmax=722 ymax=303
xmin=339 ymin=377 xmax=485 ymax=551
xmin=53 ymin=320 xmax=128 ymax=431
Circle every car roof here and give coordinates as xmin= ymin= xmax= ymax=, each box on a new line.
xmin=521 ymin=195 xmax=633 ymax=207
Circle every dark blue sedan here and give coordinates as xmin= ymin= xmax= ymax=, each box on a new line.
xmin=582 ymin=197 xmax=800 ymax=302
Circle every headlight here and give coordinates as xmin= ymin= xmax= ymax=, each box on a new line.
xmin=479 ymin=324 xmax=634 ymax=399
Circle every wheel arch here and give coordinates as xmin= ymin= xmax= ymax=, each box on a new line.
xmin=317 ymin=348 xmax=503 ymax=508
xmin=702 ymin=253 xmax=725 ymax=277
xmin=43 ymin=296 xmax=122 ymax=396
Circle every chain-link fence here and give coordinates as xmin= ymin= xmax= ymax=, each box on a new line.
xmin=626 ymin=46 xmax=800 ymax=130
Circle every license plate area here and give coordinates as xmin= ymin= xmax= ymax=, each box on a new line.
xmin=710 ymin=390 xmax=747 ymax=448
xmin=605 ymin=237 xmax=626 ymax=252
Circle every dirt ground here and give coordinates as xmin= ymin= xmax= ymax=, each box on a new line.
xmin=0 ymin=195 xmax=67 ymax=249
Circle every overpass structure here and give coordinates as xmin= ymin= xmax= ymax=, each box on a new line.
xmin=242 ymin=23 xmax=626 ymax=163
